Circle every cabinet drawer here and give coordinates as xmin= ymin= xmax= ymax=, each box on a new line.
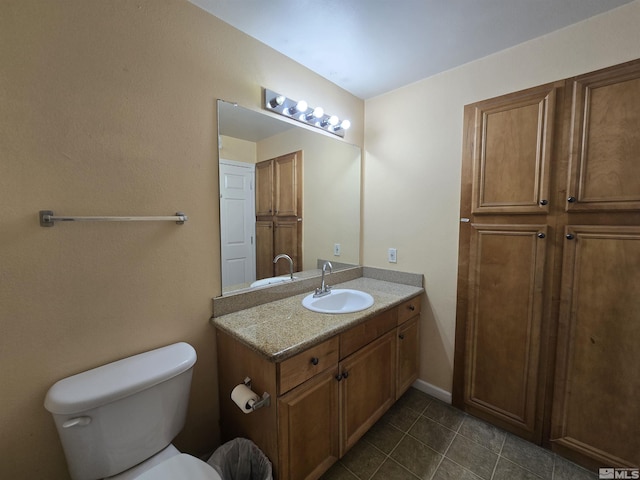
xmin=340 ymin=309 xmax=397 ymax=359
xmin=397 ymin=296 xmax=421 ymax=325
xmin=278 ymin=337 xmax=339 ymax=394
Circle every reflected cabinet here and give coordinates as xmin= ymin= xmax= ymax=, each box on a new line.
xmin=255 ymin=151 xmax=303 ymax=279
xmin=455 ymin=59 xmax=640 ymax=471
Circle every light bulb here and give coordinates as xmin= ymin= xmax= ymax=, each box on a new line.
xmin=268 ymin=95 xmax=285 ymax=108
xmin=288 ymin=100 xmax=307 ymax=115
xmin=333 ymin=119 xmax=351 ymax=131
xmin=305 ymin=106 xmax=324 ymax=121
xmin=328 ymin=115 xmax=339 ymax=126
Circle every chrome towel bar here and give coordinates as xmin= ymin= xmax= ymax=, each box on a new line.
xmin=39 ymin=210 xmax=187 ymax=227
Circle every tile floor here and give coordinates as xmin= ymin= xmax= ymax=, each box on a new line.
xmin=320 ymin=388 xmax=597 ymax=480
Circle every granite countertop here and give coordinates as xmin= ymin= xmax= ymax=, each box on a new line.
xmin=211 ymin=277 xmax=424 ymax=362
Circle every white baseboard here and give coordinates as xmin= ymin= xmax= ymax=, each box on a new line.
xmin=412 ymin=379 xmax=452 ymax=404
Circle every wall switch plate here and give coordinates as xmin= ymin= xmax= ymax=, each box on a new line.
xmin=334 ymin=243 xmax=341 ymax=256
xmin=388 ymin=248 xmax=397 ymax=263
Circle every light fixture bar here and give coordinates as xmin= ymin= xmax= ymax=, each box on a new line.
xmin=263 ymin=88 xmax=350 ymax=138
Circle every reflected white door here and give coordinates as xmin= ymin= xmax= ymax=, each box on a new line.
xmin=220 ymin=160 xmax=255 ymax=289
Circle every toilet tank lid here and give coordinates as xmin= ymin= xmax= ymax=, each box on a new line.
xmin=44 ymin=342 xmax=197 ymax=415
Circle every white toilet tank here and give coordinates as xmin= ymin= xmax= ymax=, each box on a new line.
xmin=44 ymin=342 xmax=197 ymax=480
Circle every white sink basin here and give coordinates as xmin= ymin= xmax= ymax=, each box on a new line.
xmin=302 ymin=289 xmax=374 ymax=314
xmin=250 ymin=275 xmax=297 ymax=288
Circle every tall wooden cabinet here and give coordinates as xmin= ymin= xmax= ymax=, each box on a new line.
xmin=454 ymin=59 xmax=640 ymax=470
xmin=455 ymin=83 xmax=560 ymax=443
xmin=255 ymin=151 xmax=303 ymax=279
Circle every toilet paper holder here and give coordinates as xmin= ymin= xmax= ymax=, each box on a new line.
xmin=243 ymin=377 xmax=271 ymax=411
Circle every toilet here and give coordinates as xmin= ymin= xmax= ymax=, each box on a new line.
xmin=44 ymin=342 xmax=221 ymax=480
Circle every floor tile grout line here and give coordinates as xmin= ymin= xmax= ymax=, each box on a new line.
xmin=489 ymin=428 xmax=507 ymax=480
xmin=497 ymin=436 xmax=555 ymax=480
xmin=362 ymin=425 xmax=407 ymax=480
xmin=379 ymin=400 xmax=441 ymax=480
xmin=427 ymin=425 xmax=461 ymax=480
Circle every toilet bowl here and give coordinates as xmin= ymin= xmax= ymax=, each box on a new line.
xmin=112 ymin=452 xmax=221 ymax=480
xmin=104 ymin=445 xmax=221 ymax=480
xmin=45 ymin=342 xmax=220 ymax=480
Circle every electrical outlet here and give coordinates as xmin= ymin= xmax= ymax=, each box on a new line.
xmin=334 ymin=243 xmax=341 ymax=256
xmin=388 ymin=248 xmax=397 ymax=263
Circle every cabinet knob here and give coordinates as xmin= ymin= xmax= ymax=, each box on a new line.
xmin=399 ymin=334 xmax=405 ymax=340
xmin=537 ymin=232 xmax=546 ymax=239
xmin=342 ymin=371 xmax=349 ymax=379
xmin=408 ymin=305 xmax=415 ymax=311
xmin=567 ymin=196 xmax=577 ymax=203
xmin=566 ymin=233 xmax=575 ymax=240
xmin=335 ymin=374 xmax=343 ymax=382
xmin=310 ymin=357 xmax=319 ymax=366
xmin=539 ymin=199 xmax=549 ymax=206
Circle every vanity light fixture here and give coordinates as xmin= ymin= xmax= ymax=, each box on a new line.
xmin=264 ymin=88 xmax=351 ymax=138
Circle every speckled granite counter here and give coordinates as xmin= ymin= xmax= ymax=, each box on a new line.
xmin=211 ymin=276 xmax=424 ymax=362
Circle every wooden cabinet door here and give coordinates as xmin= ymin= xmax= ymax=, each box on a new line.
xmin=255 ymin=160 xmax=274 ymax=216
xmin=340 ymin=330 xmax=396 ymax=455
xmin=274 ymin=219 xmax=300 ymax=276
xmin=470 ymin=84 xmax=557 ymax=215
xmin=551 ymin=225 xmax=640 ymax=469
xmin=566 ymin=61 xmax=640 ymax=212
xmin=274 ymin=152 xmax=299 ymax=217
xmin=463 ymin=223 xmax=549 ymax=441
xmin=255 ymin=220 xmax=274 ymax=280
xmin=396 ymin=315 xmax=420 ymax=399
xmin=278 ymin=368 xmax=340 ymax=480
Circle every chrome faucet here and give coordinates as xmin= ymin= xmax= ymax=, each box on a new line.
xmin=273 ymin=254 xmax=294 ymax=281
xmin=314 ymin=261 xmax=333 ymax=297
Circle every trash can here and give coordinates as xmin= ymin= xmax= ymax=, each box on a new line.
xmin=207 ymin=438 xmax=273 ymax=480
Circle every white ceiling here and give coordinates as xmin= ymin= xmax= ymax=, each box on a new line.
xmin=190 ymin=0 xmax=634 ymax=99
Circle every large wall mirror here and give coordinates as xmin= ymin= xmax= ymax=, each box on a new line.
xmin=217 ymin=100 xmax=361 ymax=295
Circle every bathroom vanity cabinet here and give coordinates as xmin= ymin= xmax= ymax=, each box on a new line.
xmin=216 ymin=294 xmax=421 ymax=480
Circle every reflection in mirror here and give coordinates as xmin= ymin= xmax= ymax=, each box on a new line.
xmin=218 ymin=100 xmax=361 ymax=295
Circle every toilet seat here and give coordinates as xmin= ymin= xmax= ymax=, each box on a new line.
xmin=135 ymin=454 xmax=221 ymax=480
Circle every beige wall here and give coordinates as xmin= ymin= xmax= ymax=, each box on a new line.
xmin=219 ymin=135 xmax=257 ymax=163
xmin=363 ymin=0 xmax=640 ymax=393
xmin=0 ymin=1 xmax=363 ymax=478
